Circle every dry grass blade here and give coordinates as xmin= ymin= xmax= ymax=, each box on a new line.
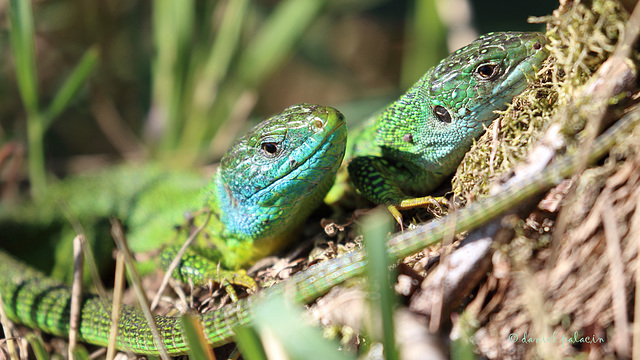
xmin=601 ymin=192 xmax=630 ymax=357
xmin=0 ymin=293 xmax=18 ymax=360
xmin=110 ymin=219 xmax=171 ymax=360
xmin=106 ymin=252 xmax=125 ymax=360
xmin=631 ymin=188 xmax=640 ymax=360
xmin=69 ymin=235 xmax=85 ymax=358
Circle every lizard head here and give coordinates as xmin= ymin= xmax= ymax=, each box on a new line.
xmin=378 ymin=32 xmax=549 ymax=172
xmin=213 ymin=104 xmax=347 ymax=254
xmin=427 ymin=31 xmax=549 ymax=131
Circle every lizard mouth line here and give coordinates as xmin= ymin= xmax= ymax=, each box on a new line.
xmin=250 ymin=120 xmax=346 ymax=200
xmin=325 ymin=120 xmax=346 ymax=138
xmin=468 ymin=56 xmax=542 ymax=128
xmin=292 ymin=120 xmax=345 ymax=173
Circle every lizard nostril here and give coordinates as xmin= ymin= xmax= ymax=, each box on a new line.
xmin=533 ymin=42 xmax=542 ymax=50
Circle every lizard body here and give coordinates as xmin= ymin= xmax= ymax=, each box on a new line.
xmin=0 ymin=103 xmax=347 ymax=354
xmin=328 ymin=32 xmax=549 ymax=222
xmin=1 ymin=104 xmax=346 ymax=278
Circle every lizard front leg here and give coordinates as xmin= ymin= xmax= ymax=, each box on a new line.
xmin=348 ymin=155 xmax=448 ymax=226
xmin=159 ymin=245 xmax=257 ymax=301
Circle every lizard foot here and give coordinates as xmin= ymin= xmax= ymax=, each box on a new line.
xmin=397 ymin=195 xmax=449 ymax=210
xmin=387 ymin=196 xmax=450 ymax=228
xmin=160 ymin=246 xmax=258 ymax=301
xmin=205 ymin=268 xmax=258 ymax=302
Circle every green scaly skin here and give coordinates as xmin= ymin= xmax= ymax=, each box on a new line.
xmin=330 ymin=32 xmax=549 ymax=219
xmin=1 ymin=102 xmax=636 ymax=355
xmin=0 ymin=103 xmax=347 ymax=354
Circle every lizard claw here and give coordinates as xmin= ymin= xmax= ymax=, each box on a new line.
xmin=387 ymin=204 xmax=405 ymax=230
xmin=387 ymin=196 xmax=451 ymax=230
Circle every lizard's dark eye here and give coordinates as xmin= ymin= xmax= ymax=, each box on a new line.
xmin=434 ymin=105 xmax=451 ymax=123
xmin=476 ymin=64 xmax=498 ymax=80
xmin=261 ymin=142 xmax=279 ymax=156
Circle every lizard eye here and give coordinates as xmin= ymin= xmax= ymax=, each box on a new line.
xmin=261 ymin=142 xmax=279 ymax=157
xmin=434 ymin=105 xmax=451 ymax=123
xmin=476 ymin=63 xmax=499 ymax=80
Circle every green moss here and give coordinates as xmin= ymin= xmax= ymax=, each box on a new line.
xmin=451 ymin=0 xmax=629 ymax=201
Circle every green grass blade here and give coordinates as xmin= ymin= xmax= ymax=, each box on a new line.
xmin=25 ymin=114 xmax=45 ymax=198
xmin=193 ymin=0 xmax=327 ymax=160
xmin=70 ymin=345 xmax=91 ymax=360
xmin=24 ymin=333 xmax=49 ymax=360
xmin=178 ymin=0 xmax=251 ymax=156
xmin=236 ymin=0 xmax=326 ymax=87
xmin=234 ymin=324 xmax=268 ymax=360
xmin=151 ymin=0 xmax=195 ymax=151
xmin=8 ymin=0 xmax=39 ymax=115
xmin=43 ymin=46 xmax=99 ymax=129
xmin=362 ymin=209 xmax=398 ymax=360
xmin=204 ymin=0 xmax=250 ymax=91
xmin=401 ymin=0 xmax=446 ymax=88
xmin=180 ymin=314 xmax=215 ymax=360
xmin=9 ymin=0 xmax=46 ymax=197
xmin=451 ymin=311 xmax=479 ymax=360
xmin=253 ymin=294 xmax=353 ymax=360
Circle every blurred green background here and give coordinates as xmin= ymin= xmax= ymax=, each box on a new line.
xmin=0 ymin=0 xmax=556 ymax=199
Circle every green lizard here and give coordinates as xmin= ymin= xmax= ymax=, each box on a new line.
xmin=1 ymin=104 xmax=346 ymax=285
xmin=330 ymin=32 xmax=549 ymax=224
xmin=0 ymin=103 xmax=347 ymax=353
xmin=1 ymin=98 xmax=636 ymax=355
